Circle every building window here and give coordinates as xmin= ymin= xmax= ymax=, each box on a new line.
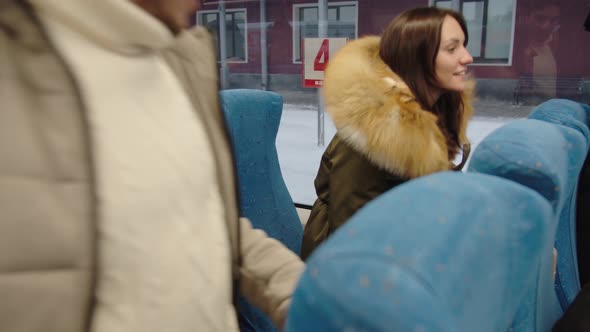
xmin=434 ymin=0 xmax=516 ymax=65
xmin=197 ymin=9 xmax=248 ymax=63
xmin=292 ymin=2 xmax=358 ymax=63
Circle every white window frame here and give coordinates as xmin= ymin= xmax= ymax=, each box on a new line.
xmin=292 ymin=1 xmax=358 ymax=64
xmin=430 ymin=0 xmax=517 ymax=66
xmin=196 ymin=8 xmax=249 ymax=64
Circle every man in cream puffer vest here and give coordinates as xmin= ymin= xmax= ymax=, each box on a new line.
xmin=0 ymin=0 xmax=304 ymax=331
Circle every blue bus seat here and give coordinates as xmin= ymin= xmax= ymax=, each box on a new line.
xmin=287 ymin=172 xmax=554 ymax=332
xmin=468 ymin=116 xmax=587 ymax=315
xmin=526 ymin=99 xmax=590 ymax=305
xmin=219 ymin=89 xmax=303 ymax=332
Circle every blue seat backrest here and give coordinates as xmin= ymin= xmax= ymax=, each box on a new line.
xmin=287 ymin=172 xmax=555 ymax=332
xmin=468 ymin=117 xmax=588 ymax=312
xmin=219 ymin=89 xmax=302 ymax=252
xmin=219 ymin=89 xmax=303 ymax=332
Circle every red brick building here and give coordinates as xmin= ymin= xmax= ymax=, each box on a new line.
xmin=197 ymin=0 xmax=590 ymax=102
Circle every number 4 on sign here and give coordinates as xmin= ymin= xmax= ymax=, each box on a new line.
xmin=302 ymin=37 xmax=346 ymax=88
xmin=314 ymin=39 xmax=329 ymax=71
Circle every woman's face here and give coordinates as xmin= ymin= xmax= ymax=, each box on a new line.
xmin=434 ymin=16 xmax=473 ymax=92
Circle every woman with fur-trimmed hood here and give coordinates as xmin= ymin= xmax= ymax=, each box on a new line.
xmin=301 ymin=7 xmax=476 ymax=260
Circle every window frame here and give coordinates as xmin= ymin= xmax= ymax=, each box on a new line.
xmin=431 ymin=0 xmax=517 ymax=66
xmin=292 ymin=1 xmax=359 ymax=64
xmin=196 ymin=8 xmax=249 ymax=64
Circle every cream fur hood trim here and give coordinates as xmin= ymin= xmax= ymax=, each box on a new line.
xmin=322 ymin=36 xmax=474 ymax=179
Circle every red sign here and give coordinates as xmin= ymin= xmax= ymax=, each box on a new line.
xmin=302 ymin=38 xmax=348 ymax=88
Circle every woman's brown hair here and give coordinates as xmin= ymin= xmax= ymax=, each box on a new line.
xmin=379 ymin=7 xmax=469 ymax=158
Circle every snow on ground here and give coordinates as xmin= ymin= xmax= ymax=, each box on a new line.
xmin=276 ymin=104 xmax=511 ymax=205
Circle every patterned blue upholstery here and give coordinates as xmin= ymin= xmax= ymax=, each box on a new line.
xmin=219 ymin=89 xmax=303 ymax=332
xmin=468 ymin=114 xmax=588 ymax=314
xmin=528 ymin=99 xmax=590 ymax=142
xmin=286 ymin=172 xmax=554 ymax=332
